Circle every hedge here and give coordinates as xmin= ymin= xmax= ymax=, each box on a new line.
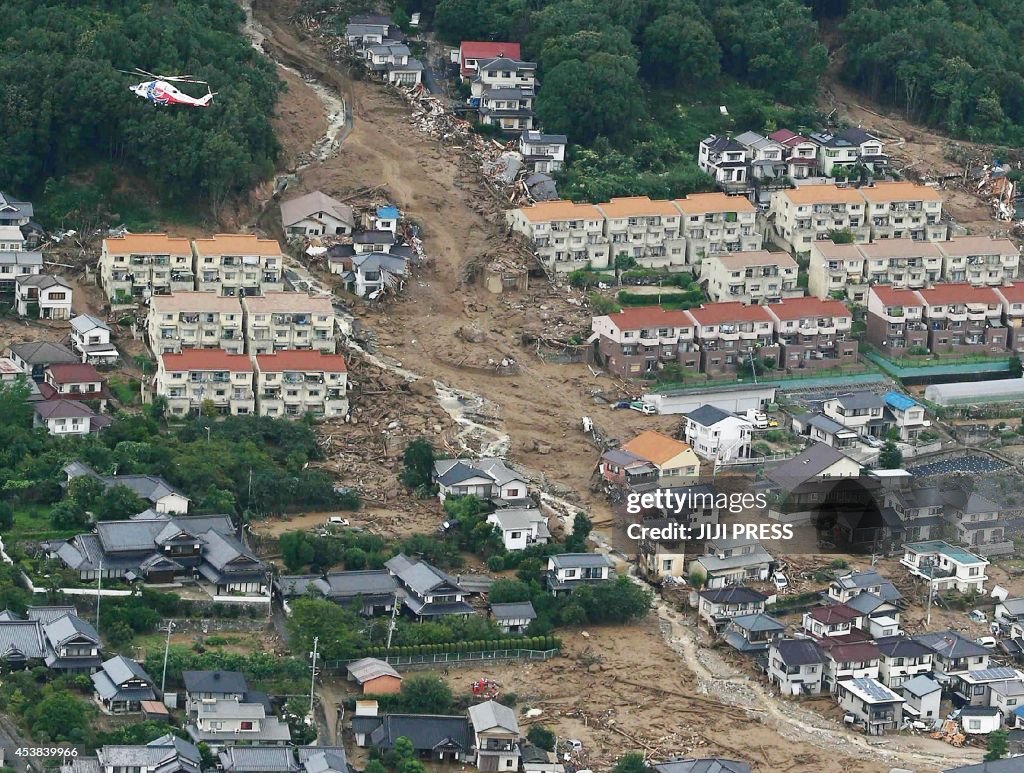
xmin=354 ymin=636 xmax=561 ymax=659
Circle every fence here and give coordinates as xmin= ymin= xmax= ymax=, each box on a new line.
xmin=321 ymin=647 xmax=559 ymax=672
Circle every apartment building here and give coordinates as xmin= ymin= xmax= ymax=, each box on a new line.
xmin=192 ymin=234 xmax=285 ymax=296
xmin=767 ymin=129 xmax=819 ymax=180
xmin=688 ymin=302 xmax=778 ymax=377
xmin=506 ymin=201 xmax=610 ymax=272
xmin=147 ymin=293 xmax=244 ymax=355
xmin=861 ymin=240 xmax=943 ymax=289
xmin=865 ymin=286 xmax=929 ymax=356
xmin=768 ymin=185 xmax=869 ymax=254
xmin=254 ymin=351 xmax=348 ymax=419
xmin=241 ymin=293 xmax=335 ymax=354
xmin=100 ymin=234 xmax=195 ymax=301
xmin=808 ymin=241 xmax=867 ymax=301
xmin=153 ymin=350 xmax=255 ymax=416
xmin=589 ymin=306 xmax=698 ymax=379
xmin=675 ymin=193 xmax=761 ymax=263
xmin=697 ymin=136 xmax=749 ymax=193
xmin=766 ymin=297 xmax=856 ymax=373
xmin=995 ymin=284 xmax=1024 ymax=355
xmin=861 ymin=182 xmax=946 ymax=241
xmin=917 ymin=284 xmax=1006 ymax=355
xmin=937 ymin=236 xmax=1020 ymax=285
xmin=596 ymin=197 xmax=686 ymax=270
xmin=701 ymin=250 xmax=800 ymax=304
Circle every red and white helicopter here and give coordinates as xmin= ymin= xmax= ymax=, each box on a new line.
xmin=123 ymin=68 xmax=216 ymax=108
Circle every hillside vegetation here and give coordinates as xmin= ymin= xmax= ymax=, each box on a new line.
xmin=0 ymin=0 xmax=280 ymax=222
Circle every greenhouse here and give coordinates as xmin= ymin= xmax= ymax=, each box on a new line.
xmin=925 ymin=378 xmax=1024 ymax=406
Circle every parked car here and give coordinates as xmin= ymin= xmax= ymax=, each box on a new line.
xmin=328 ymin=516 xmax=350 ymax=526
xmin=629 ymin=401 xmax=657 ymax=415
xmin=611 ymin=400 xmax=631 ymax=410
xmin=863 ymin=435 xmax=884 ymax=448
xmin=976 ymin=636 xmax=998 ymax=649
xmin=772 ymin=572 xmax=789 ymax=591
xmin=767 ymin=418 xmax=780 ymax=428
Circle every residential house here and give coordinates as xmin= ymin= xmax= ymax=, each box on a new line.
xmin=697 ymin=136 xmax=750 ymax=194
xmin=766 ymin=442 xmax=863 ymax=509
xmin=186 ymin=699 xmax=291 ymax=750
xmin=469 ymin=57 xmax=536 ymax=99
xmin=940 ymin=236 xmax=1020 ymax=285
xmin=620 ymin=430 xmax=700 ymax=483
xmin=995 ymin=284 xmax=1024 ymax=355
xmin=0 ymin=357 xmax=24 ymax=383
xmin=836 ymin=677 xmax=904 ymax=735
xmin=41 ymin=363 xmax=108 ymax=409
xmin=506 ymin=201 xmax=610 ymax=273
xmin=0 ymin=191 xmax=33 ymax=226
xmin=365 ymin=206 xmax=399 ymax=235
xmin=0 ymin=251 xmax=43 ymax=294
xmin=996 ymin=598 xmax=1024 ymax=630
xmin=795 ymin=411 xmax=860 ymax=450
xmin=809 ymin=127 xmax=887 ymax=176
xmin=70 ymin=315 xmax=118 ymax=364
xmin=544 ymin=553 xmax=615 ymax=596
xmin=988 ymin=679 xmax=1024 ymax=719
xmin=945 ymin=492 xmax=1007 ymax=552
xmin=85 ymin=735 xmax=202 ymax=773
xmin=882 ymin=486 xmax=947 ymax=542
xmin=599 ymin=448 xmax=659 ymax=491
xmin=860 ymin=181 xmax=947 ymax=241
xmin=683 ymin=405 xmax=752 ymax=463
xmin=900 ymin=674 xmax=942 ymax=722
xmin=900 ymin=541 xmax=989 ymax=594
xmin=876 ymin=636 xmax=934 ymax=689
xmin=767 ymin=129 xmax=819 ymax=180
xmin=766 ymin=296 xmax=857 ymax=373
xmin=275 ymin=570 xmax=398 ymax=616
xmin=490 ymin=601 xmax=536 ymax=635
xmin=768 ymin=638 xmax=826 ymax=696
xmin=99 ymin=234 xmax=195 ymax=301
xmin=346 ymin=658 xmax=402 ymax=695
xmin=478 ymin=86 xmax=534 ymax=132
xmin=486 ymin=508 xmax=550 ymax=552
xmin=458 ymin=42 xmax=522 ymax=80
xmin=33 ymin=399 xmax=106 ymax=436
xmin=675 ymin=193 xmax=762 ymax=264
xmin=348 ymin=251 xmax=409 ymax=298
xmin=959 ymin=705 xmax=1002 ymax=735
xmin=363 ymin=714 xmax=472 ymax=762
xmin=951 ymin=667 xmax=1023 ymax=707
xmin=240 ymin=293 xmax=335 ymax=354
xmin=687 ymin=302 xmax=778 ymax=378
xmin=519 ymin=131 xmax=566 ymax=174
xmin=846 ymin=593 xmax=902 ymax=639
xmin=183 ymin=670 xmax=248 ymax=714
xmin=801 ymin=603 xmax=864 ymax=640
xmin=218 ymin=747 xmax=297 ymax=773
xmin=344 ymin=15 xmax=391 ymax=50
xmin=821 ymin=392 xmax=887 ymax=440
xmin=468 ymin=700 xmax=520 ymax=772
xmin=281 ymin=191 xmax=355 ymax=238
xmin=689 ymin=535 xmax=772 ymax=589
xmin=365 ymin=43 xmax=423 ymax=86
xmin=91 ymin=655 xmax=157 ymax=714
xmin=63 ymin=462 xmax=190 ymax=514
xmin=596 ymin=197 xmax=686 ymax=270
xmin=635 ymin=517 xmax=687 ymax=583
xmin=520 ymin=743 xmax=564 ymax=773
xmin=148 ymin=293 xmax=244 ymax=355
xmin=721 ymin=612 xmax=784 ymax=654
xmin=734 ymin=131 xmax=786 ymax=181
xmin=865 ymin=285 xmax=929 ymax=356
xmin=384 ymin=553 xmax=475 ymax=619
xmin=697 ymin=586 xmax=768 ymax=632
xmin=917 ymin=284 xmax=1006 ymax=356
xmin=808 ymin=240 xmax=869 ymax=301
xmin=0 ymin=607 xmax=102 ymax=672
xmin=192 ymin=234 xmax=284 ymax=296
xmin=588 ymin=306 xmax=698 ymax=379
xmin=199 ymin=529 xmax=270 ymax=596
xmin=8 ymin=341 xmax=79 ymax=380
xmin=768 ymin=185 xmax=869 ymax=255
xmin=884 ymin=392 xmax=930 ymax=442
xmin=433 ymin=458 xmax=528 ymax=504
xmin=254 ymin=351 xmax=348 ymax=419
xmin=914 ymin=630 xmax=991 ymax=682
xmin=295 ymin=747 xmax=347 ymax=773
xmin=700 ymin=250 xmax=800 ymax=304
xmin=16 ymin=274 xmax=72 ymax=319
xmin=153 ymin=349 xmax=255 ymax=416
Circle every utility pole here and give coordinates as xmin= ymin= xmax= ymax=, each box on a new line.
xmin=308 ymin=636 xmax=319 ymax=716
xmin=160 ymin=620 xmax=175 ymax=695
xmin=925 ymin=578 xmax=934 ymax=628
xmin=95 ymin=559 xmax=103 ymax=633
xmin=385 ymin=591 xmax=400 ymax=649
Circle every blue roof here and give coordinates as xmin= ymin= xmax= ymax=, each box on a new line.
xmin=376 ymin=206 xmax=399 ymax=219
xmin=1013 ymin=706 xmax=1024 ymax=718
xmin=884 ymin=391 xmax=919 ymax=411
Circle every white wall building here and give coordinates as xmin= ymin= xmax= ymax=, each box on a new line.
xmin=253 ymin=350 xmax=348 ymax=419
xmin=147 ymin=293 xmax=244 ymax=355
xmin=241 ymin=293 xmax=336 ymax=355
xmin=153 ymin=350 xmax=255 ymax=417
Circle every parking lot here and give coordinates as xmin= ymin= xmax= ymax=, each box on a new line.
xmin=906 ymin=454 xmax=1008 ymax=477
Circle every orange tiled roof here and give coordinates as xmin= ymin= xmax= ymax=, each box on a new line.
xmin=622 ymin=430 xmax=693 ymax=467
xmin=255 ymin=350 xmax=347 ymax=373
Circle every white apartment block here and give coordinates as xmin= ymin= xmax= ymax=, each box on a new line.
xmin=254 ymin=351 xmax=348 ymax=419
xmin=153 ymin=350 xmax=255 ymax=417
xmin=861 ymin=182 xmax=946 ymax=241
xmin=506 ymin=201 xmax=610 ymax=273
xmin=768 ymin=184 xmax=870 ymax=255
xmin=100 ymin=234 xmax=195 ymax=302
xmin=596 ymin=197 xmax=686 ymax=270
xmin=148 ymin=293 xmax=244 ymax=355
xmin=676 ymin=193 xmax=761 ymax=264
xmin=241 ymin=293 xmax=336 ymax=355
xmin=701 ymin=250 xmax=800 ymax=304
xmin=808 ymin=241 xmax=868 ymax=301
xmin=937 ymin=236 xmax=1020 ymax=284
xmin=192 ymin=234 xmax=285 ymax=296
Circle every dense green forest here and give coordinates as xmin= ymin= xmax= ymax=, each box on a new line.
xmin=0 ymin=0 xmax=280 ymax=222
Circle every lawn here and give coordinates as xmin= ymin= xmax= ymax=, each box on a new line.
xmin=9 ymin=503 xmax=79 ymax=541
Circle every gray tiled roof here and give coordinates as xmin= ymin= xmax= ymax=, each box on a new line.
xmin=296 ymin=746 xmax=347 ymax=773
xmin=219 ymin=746 xmax=297 ymax=773
xmin=43 ymin=613 xmax=98 ymax=646
xmin=490 ymin=601 xmax=536 ymax=621
xmin=773 ymin=638 xmax=825 ymax=666
xmin=549 ymin=553 xmax=613 ymax=570
xmin=468 ymin=700 xmax=518 ymax=734
xmin=322 ymin=569 xmax=397 ymax=598
xmin=699 ymin=587 xmax=767 ymax=605
xmin=100 ymin=654 xmax=153 ymax=686
xmin=369 ymin=714 xmax=471 ymax=751
xmin=385 ymin=553 xmax=464 ymax=596
xmin=347 ymin=657 xmax=401 ymax=684
xmin=833 ymin=392 xmax=885 ymax=410
xmin=182 ymin=669 xmax=248 ymax=695
xmin=727 ymin=613 xmax=784 ymax=633
xmin=915 ymin=630 xmax=989 ymax=659
xmin=26 ymin=606 xmax=77 ymax=624
xmin=8 ymin=341 xmax=78 ymax=365
xmin=0 ymin=619 xmax=46 ymax=659
xmin=686 ymin=405 xmax=735 ymax=427
xmin=768 ymin=442 xmax=851 ymax=486
xmin=901 ymin=674 xmax=941 ymax=697
xmin=653 ymin=760 xmax=751 ymax=773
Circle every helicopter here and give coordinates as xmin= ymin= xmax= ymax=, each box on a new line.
xmin=122 ymin=68 xmax=216 ymax=108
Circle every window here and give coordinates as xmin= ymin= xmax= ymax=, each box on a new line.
xmin=662 ymin=559 xmax=673 ymax=571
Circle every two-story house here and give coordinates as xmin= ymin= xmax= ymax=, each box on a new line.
xmin=875 ymin=636 xmax=934 ymax=689
xmin=254 ymin=351 xmax=348 ymax=419
xmin=995 ymin=284 xmax=1024 ymax=355
xmin=675 ymin=193 xmax=761 ymax=263
xmin=100 ymin=234 xmax=195 ymax=302
xmin=766 ymin=296 xmax=857 ymax=373
xmin=884 ymin=391 xmax=930 ymax=442
xmin=589 ymin=306 xmax=698 ymax=379
xmin=183 ymin=670 xmax=249 ymax=715
xmin=945 ymin=492 xmax=1006 ymax=551
xmin=701 ymin=250 xmax=800 ymax=304
xmin=433 ymin=457 xmax=528 ymax=505
xmin=689 ymin=535 xmax=772 ymax=589
xmin=478 ymin=87 xmax=534 ymax=132
xmin=16 ymin=274 xmax=72 ymax=319
xmin=596 ymin=197 xmax=686 ymax=270
xmin=918 ymin=283 xmax=1006 ymax=355
xmin=836 ymin=677 xmax=904 ymax=735
xmin=518 ymin=131 xmax=567 ymax=174
xmin=148 ymin=293 xmax=244 ymax=355
xmin=900 ymin=674 xmax=942 ymax=722
xmin=951 ymin=667 xmax=1023 ymax=707
xmin=865 ymin=285 xmax=929 ymax=356
xmin=468 ymin=701 xmax=520 ymax=773
xmin=41 ymin=363 xmax=108 ymax=409
xmin=820 ymin=641 xmax=881 ymax=694
xmin=187 ymin=699 xmax=291 ymax=750
xmin=688 ymin=302 xmax=778 ymax=377
xmin=861 ymin=182 xmax=947 ymax=242
xmin=153 ymin=349 xmax=255 ymax=416
xmin=364 ymin=43 xmax=423 ymax=86
xmin=458 ymin=41 xmax=521 ymax=80
xmin=801 ymin=603 xmax=864 ymax=640
xmin=470 ymin=57 xmax=536 ymax=99
xmin=734 ymin=131 xmax=786 ymax=181
xmin=901 ymin=541 xmax=989 ymax=594
xmin=63 ymin=461 xmax=190 ymax=515
xmin=697 ymin=136 xmax=750 ymax=193
xmin=914 ymin=630 xmax=991 ymax=682
xmin=939 ymin=236 xmax=1020 ymax=285
xmin=620 ymin=430 xmax=700 ymax=483
xmin=722 ymin=612 xmax=785 ymax=654
xmin=883 ymin=486 xmax=947 ymax=542
xmin=506 ymin=201 xmax=610 ymax=273
xmin=683 ymin=405 xmax=752 ymax=463
xmin=810 ymin=127 xmax=886 ymax=176
xmin=635 ymin=517 xmax=688 ymax=583
xmin=544 ymin=553 xmax=615 ymax=596
xmin=821 ymin=392 xmax=887 ymax=440
xmin=70 ymin=315 xmax=118 ymax=364
xmin=0 ymin=251 xmax=43 ymax=294
xmin=280 ymin=191 xmax=355 ymax=238
xmin=91 ymin=655 xmax=157 ymax=714
xmin=33 ymin=399 xmax=103 ymax=437
xmin=697 ymin=586 xmax=768 ymax=632
xmin=9 ymin=341 xmax=79 ymax=381
xmin=767 ymin=129 xmax=819 ymax=179
xmin=90 ymin=734 xmax=202 ymax=773
xmin=385 ymin=553 xmax=475 ymax=618
xmin=192 ymin=234 xmax=284 ymax=296
xmin=344 ymin=15 xmax=391 ymax=50
xmin=768 ymin=638 xmax=826 ymax=696
xmin=768 ymin=185 xmax=869 ymax=255
xmin=486 ymin=508 xmax=550 ymax=551
xmin=489 ymin=602 xmax=536 ymax=635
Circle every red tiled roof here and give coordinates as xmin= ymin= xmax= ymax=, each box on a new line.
xmin=160 ymin=350 xmax=252 ymax=372
xmin=767 ymin=297 xmax=852 ymax=321
xmin=604 ymin=306 xmax=694 ymax=331
xmin=255 ymin=350 xmax=347 ymax=373
xmin=46 ymin=363 xmax=102 ymax=384
xmin=917 ymin=283 xmax=1001 ymax=306
xmin=997 ymin=284 xmax=1024 ymax=304
xmin=870 ymin=285 xmax=924 ymax=307
xmin=807 ymin=603 xmax=861 ymax=624
xmin=822 ymin=642 xmax=881 ymax=663
xmin=687 ymin=302 xmax=774 ymax=326
xmin=459 ymin=42 xmax=521 ymax=75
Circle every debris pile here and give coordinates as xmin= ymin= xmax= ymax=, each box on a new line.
xmin=929 ymin=719 xmax=966 ymax=747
